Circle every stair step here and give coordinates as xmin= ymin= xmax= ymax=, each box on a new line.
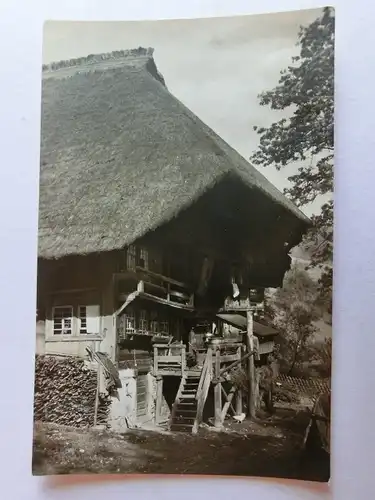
xmin=176 ymin=409 xmax=197 ymax=415
xmin=177 ymin=403 xmax=197 ymax=409
xmin=170 ymin=423 xmax=193 ymax=432
xmin=173 ymin=416 xmax=195 ymax=424
xmin=179 ymin=393 xmax=195 ymax=399
xmin=181 ymin=389 xmax=196 ymax=394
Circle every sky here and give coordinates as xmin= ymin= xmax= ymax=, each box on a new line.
xmin=43 ymin=8 xmax=327 ymax=217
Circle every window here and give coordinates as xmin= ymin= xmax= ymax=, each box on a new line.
xmin=149 ymin=311 xmax=159 ymax=334
xmin=52 ymin=304 xmax=100 ymax=336
xmin=78 ymin=306 xmax=87 ymax=334
xmin=53 ymin=306 xmax=73 ymax=335
xmin=150 ymin=320 xmax=159 ymax=334
xmin=125 ymin=307 xmax=136 ymax=335
xmin=138 ymin=310 xmax=148 ymax=333
xmin=138 ymin=247 xmax=149 ymax=270
xmin=117 ymin=309 xmax=136 ymax=340
xmin=159 ymin=320 xmax=169 ymax=335
xmin=126 ymin=245 xmax=136 ymax=271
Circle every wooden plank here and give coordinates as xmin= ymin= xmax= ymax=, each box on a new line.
xmin=158 ymin=370 xmax=182 ymax=376
xmin=236 ymin=388 xmax=243 ymax=416
xmin=214 ymin=349 xmax=222 ymax=428
xmin=135 ymin=266 xmax=189 ymax=289
xmin=153 ymin=346 xmax=158 ymax=375
xmin=220 ymin=385 xmax=236 ymax=421
xmin=181 ymin=345 xmax=186 ymax=375
xmin=193 ymin=347 xmax=212 ymax=434
xmin=157 ymin=355 xmax=182 ymax=363
xmin=246 ymin=310 xmax=256 ymax=419
xmin=219 ymin=354 xmax=240 ymax=363
xmin=155 ymin=376 xmax=163 ymax=424
xmin=258 ymin=341 xmax=275 ymax=355
xmin=137 ymin=375 xmax=148 ymax=417
xmin=139 ymin=292 xmax=194 ymax=311
xmin=115 ymin=291 xmax=140 ymax=316
xmin=153 ymin=343 xmax=184 ymax=349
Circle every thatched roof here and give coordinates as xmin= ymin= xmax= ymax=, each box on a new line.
xmin=39 ymin=47 xmax=309 ymax=259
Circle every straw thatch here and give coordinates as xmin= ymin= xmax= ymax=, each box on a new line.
xmin=39 ymin=47 xmax=309 ymax=259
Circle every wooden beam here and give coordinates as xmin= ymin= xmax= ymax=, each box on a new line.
xmin=236 ymin=388 xmax=243 ymax=416
xmin=181 ymin=345 xmax=186 ymax=376
xmin=115 ymin=291 xmax=140 ymax=316
xmin=213 ymin=349 xmax=256 ymax=382
xmin=220 ymin=385 xmax=236 ymax=420
xmin=135 ymin=266 xmax=189 ymax=289
xmin=153 ymin=346 xmax=158 ymax=375
xmin=246 ymin=310 xmax=256 ymax=419
xmin=138 ymin=292 xmax=194 ymax=311
xmin=235 ymin=344 xmax=243 ymax=416
xmin=214 ymin=348 xmax=222 ymax=428
xmin=155 ymin=376 xmax=163 ymax=424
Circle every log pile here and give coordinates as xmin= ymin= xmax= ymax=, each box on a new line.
xmin=34 ymin=355 xmax=111 ymax=427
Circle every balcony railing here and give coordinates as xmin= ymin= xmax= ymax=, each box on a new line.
xmin=153 ymin=342 xmax=186 ymax=376
xmin=115 ymin=267 xmax=194 ymax=310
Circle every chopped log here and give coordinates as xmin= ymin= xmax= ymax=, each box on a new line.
xmin=33 ymin=355 xmax=111 ymax=427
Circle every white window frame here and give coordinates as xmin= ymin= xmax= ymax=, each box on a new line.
xmin=52 ymin=305 xmax=74 ymax=335
xmin=78 ymin=305 xmax=88 ymax=334
xmin=50 ymin=303 xmax=101 ymax=338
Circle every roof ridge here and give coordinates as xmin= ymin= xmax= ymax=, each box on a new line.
xmin=42 ymin=47 xmax=154 ymax=73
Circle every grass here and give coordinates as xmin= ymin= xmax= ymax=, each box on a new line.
xmin=32 ymin=405 xmax=329 ymax=481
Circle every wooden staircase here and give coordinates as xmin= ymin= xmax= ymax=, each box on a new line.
xmin=170 ymin=375 xmax=201 ymax=432
xmin=169 ymin=347 xmax=213 ymax=434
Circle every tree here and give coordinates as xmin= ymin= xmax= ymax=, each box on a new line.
xmin=267 ymin=266 xmax=321 ymax=376
xmin=251 ymin=7 xmax=334 ymax=299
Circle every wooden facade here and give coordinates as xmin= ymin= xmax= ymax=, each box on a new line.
xmin=36 ymin=176 xmax=305 ymax=432
xmin=37 ymin=232 xmax=274 ymax=431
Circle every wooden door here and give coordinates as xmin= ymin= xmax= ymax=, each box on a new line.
xmin=136 ymin=375 xmax=148 ymax=418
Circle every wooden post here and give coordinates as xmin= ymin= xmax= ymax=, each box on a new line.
xmin=220 ymin=385 xmax=237 ymax=421
xmin=181 ymin=344 xmax=186 ymax=376
xmin=214 ymin=347 xmax=222 ymax=427
xmin=236 ymin=388 xmax=243 ymax=416
xmin=246 ymin=309 xmax=256 ymax=419
xmin=235 ymin=345 xmax=242 ymax=416
xmin=155 ymin=375 xmax=163 ymax=424
xmin=153 ymin=346 xmax=158 ymax=376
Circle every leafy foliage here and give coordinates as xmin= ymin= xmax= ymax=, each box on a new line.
xmin=309 ymin=337 xmax=332 ymax=378
xmin=267 ymin=266 xmax=321 ymax=376
xmin=251 ymin=7 xmax=334 ymax=297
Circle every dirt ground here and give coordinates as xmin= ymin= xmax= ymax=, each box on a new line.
xmin=32 ymin=405 xmax=329 ymax=482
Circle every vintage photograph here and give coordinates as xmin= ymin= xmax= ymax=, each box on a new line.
xmin=33 ymin=7 xmax=333 ymax=481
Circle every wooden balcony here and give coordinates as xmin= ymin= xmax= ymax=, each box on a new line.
xmin=115 ymin=267 xmax=194 ymax=313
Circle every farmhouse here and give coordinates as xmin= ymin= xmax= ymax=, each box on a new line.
xmin=36 ymin=47 xmax=310 ymax=431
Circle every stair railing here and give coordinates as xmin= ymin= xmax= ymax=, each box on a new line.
xmin=169 ymin=374 xmax=186 ymax=430
xmin=192 ymin=346 xmax=213 ymax=434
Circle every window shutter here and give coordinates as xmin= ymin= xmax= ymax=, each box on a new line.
xmin=85 ymin=305 xmax=100 ymax=334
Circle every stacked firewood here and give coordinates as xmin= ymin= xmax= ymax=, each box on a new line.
xmin=34 ymin=355 xmax=111 ymax=427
